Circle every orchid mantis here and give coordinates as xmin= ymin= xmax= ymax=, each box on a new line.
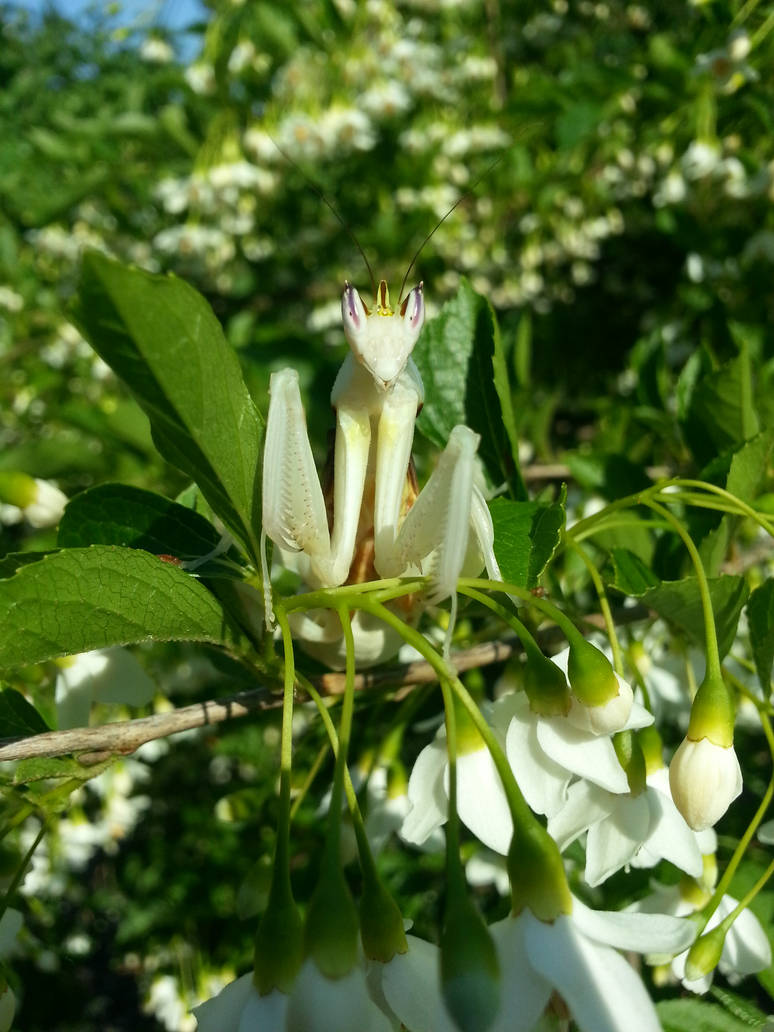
xmin=261 ymin=278 xmax=500 ymax=667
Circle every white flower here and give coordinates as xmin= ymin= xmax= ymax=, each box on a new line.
xmin=548 ymin=767 xmax=702 ymax=886
xmin=502 ymin=690 xmax=652 ymax=818
xmin=193 ymin=961 xmax=393 ymax=1031
xmin=140 ymin=37 xmax=174 ymax=63
xmin=681 ymin=141 xmax=721 ymax=180
xmin=0 ymin=475 xmax=67 ymax=528
xmin=55 ymin=647 xmax=156 ymax=729
xmin=359 ymin=82 xmax=412 ymax=119
xmin=629 ymin=884 xmax=771 ymax=993
xmin=400 ymin=723 xmax=512 ymax=854
xmin=185 ymin=63 xmax=216 ymax=95
xmin=380 ymin=903 xmax=693 ymax=1032
xmin=668 ymin=737 xmax=742 ymax=831
xmin=228 ymin=40 xmax=257 ymax=74
xmin=551 ymin=646 xmax=634 ymax=735
xmin=0 ymin=286 xmax=23 ymax=312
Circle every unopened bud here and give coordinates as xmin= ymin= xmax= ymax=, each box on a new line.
xmin=523 ymin=647 xmax=571 ymax=717
xmin=565 ymin=639 xmax=633 ymax=733
xmin=684 ymin=924 xmax=725 ymax=982
xmin=0 ymin=472 xmax=67 ymax=528
xmin=305 ymin=866 xmax=359 ymax=978
xmin=669 ymin=737 xmax=742 ymax=831
xmin=441 ymin=893 xmax=500 ymax=1032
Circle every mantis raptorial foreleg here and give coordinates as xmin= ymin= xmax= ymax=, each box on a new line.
xmin=261 ymin=278 xmax=500 ymax=665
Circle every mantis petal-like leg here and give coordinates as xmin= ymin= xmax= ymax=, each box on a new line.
xmin=312 ymin=403 xmax=371 ymax=588
xmin=372 ymin=387 xmax=423 ymax=571
xmin=262 ymin=369 xmax=330 ymax=559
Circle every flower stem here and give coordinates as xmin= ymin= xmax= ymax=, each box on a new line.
xmin=640 ymin=498 xmax=722 ymax=683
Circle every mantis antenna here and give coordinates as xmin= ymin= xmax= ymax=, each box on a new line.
xmin=270 ymin=139 xmax=377 ymax=296
xmin=398 ymin=153 xmax=505 ymax=303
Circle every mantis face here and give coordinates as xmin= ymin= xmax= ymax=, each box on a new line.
xmin=341 ymin=280 xmax=425 ymax=391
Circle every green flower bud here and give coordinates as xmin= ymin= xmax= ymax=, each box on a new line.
xmin=0 ymin=471 xmax=36 ymax=508
xmin=637 ymin=724 xmax=665 ymax=777
xmin=613 ymin=731 xmax=646 ymax=795
xmin=567 ymin=637 xmax=621 ymax=707
xmin=523 ymin=647 xmax=571 ymax=717
xmin=687 ymin=673 xmax=734 ymax=748
xmin=253 ymin=892 xmax=304 ymax=995
xmin=360 ymin=875 xmax=407 ymax=963
xmin=304 ymin=865 xmax=359 ymax=978
xmin=441 ymin=893 xmax=500 ymax=1032
xmin=508 ymin=821 xmax=573 ymax=922
xmin=684 ymin=924 xmax=725 ymax=982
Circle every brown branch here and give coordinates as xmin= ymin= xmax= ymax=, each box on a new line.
xmin=0 ymin=604 xmax=652 ymax=765
xmin=0 ymin=638 xmax=521 ymax=764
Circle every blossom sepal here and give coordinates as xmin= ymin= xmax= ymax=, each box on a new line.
xmin=253 ymin=894 xmax=304 ymax=996
xmin=507 ymin=822 xmax=572 ymax=921
xmin=304 ymin=865 xmax=360 ymax=978
xmin=440 ymin=893 xmax=500 ymax=1032
xmin=359 ymin=877 xmax=408 ymax=963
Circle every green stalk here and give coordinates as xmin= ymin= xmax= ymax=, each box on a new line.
xmin=640 ymin=498 xmax=722 ymax=682
xmin=564 ymin=538 xmax=624 ymax=675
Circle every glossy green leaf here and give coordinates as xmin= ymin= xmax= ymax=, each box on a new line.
xmin=642 ymin=574 xmax=749 ymax=659
xmin=489 ymin=495 xmax=565 ymax=588
xmin=747 ymin=580 xmax=774 ymax=693
xmin=0 ymin=546 xmax=244 ymax=670
xmin=414 ymin=279 xmax=527 ymax=499
xmin=58 ymin=483 xmax=223 ymax=561
xmin=0 ymin=687 xmax=50 ymax=738
xmin=680 ymin=348 xmax=760 ymax=467
xmin=70 ymin=252 xmax=264 ymax=559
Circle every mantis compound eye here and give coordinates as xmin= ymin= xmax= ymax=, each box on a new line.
xmin=400 ymin=282 xmax=425 ymax=336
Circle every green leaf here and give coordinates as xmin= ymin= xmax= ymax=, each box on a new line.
xmin=0 ymin=546 xmax=245 ymax=670
xmin=642 ymin=574 xmax=749 ymax=659
xmin=414 ymin=279 xmax=527 ymax=500
xmin=606 ymin=548 xmax=660 ymax=596
xmin=0 ymin=687 xmax=50 ymax=738
xmin=489 ymin=494 xmax=565 ymax=588
xmin=58 ymin=483 xmax=224 ymax=561
xmin=747 ymin=580 xmax=774 ymax=693
xmin=657 ymin=998 xmax=762 ymax=1032
xmin=680 ymin=349 xmax=760 ymax=467
xmin=70 ymin=252 xmax=264 ymax=558
xmin=710 ymin=986 xmax=770 ymax=1029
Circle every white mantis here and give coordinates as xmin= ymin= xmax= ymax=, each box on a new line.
xmin=261 ymin=277 xmax=500 ymax=667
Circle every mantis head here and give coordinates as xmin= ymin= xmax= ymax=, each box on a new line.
xmin=341 ymin=279 xmax=425 ymax=390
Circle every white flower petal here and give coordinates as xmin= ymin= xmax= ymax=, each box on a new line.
xmin=640 ymin=788 xmax=703 ymax=877
xmin=286 ymin=962 xmax=392 ymax=1032
xmin=453 ymin=748 xmax=513 ymax=854
xmin=585 ymin=793 xmax=651 ymax=887
xmin=401 ymin=738 xmax=448 ymax=845
xmin=717 ymin=897 xmax=773 ymax=977
xmin=623 ymin=701 xmax=655 ymax=731
xmin=193 ymin=972 xmax=254 ymax=1032
xmin=238 ymin=988 xmax=288 ymax=1032
xmin=537 ymin=720 xmax=628 ymax=793
xmin=573 ymin=896 xmax=696 ymax=954
xmin=548 ymin=780 xmax=615 ymax=851
xmin=381 ymin=936 xmax=457 ymax=1032
xmin=489 ymin=917 xmax=552 ymax=1032
xmin=504 ymin=696 xmax=570 ymax=817
xmin=525 ymin=913 xmax=662 ymax=1032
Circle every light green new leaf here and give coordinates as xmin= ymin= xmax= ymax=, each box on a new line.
xmin=489 ymin=495 xmax=565 ymax=588
xmin=642 ymin=574 xmax=749 ymax=660
xmin=70 ymin=252 xmax=264 ymax=559
xmin=414 ymin=279 xmax=527 ymax=499
xmin=747 ymin=580 xmax=774 ymax=694
xmin=0 ymin=546 xmax=244 ymax=670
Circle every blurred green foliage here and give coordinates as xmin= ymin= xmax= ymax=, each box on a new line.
xmin=1 ymin=0 xmax=774 ymax=1027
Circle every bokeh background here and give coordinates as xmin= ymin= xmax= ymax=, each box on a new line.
xmin=2 ymin=0 xmax=774 ymax=1028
